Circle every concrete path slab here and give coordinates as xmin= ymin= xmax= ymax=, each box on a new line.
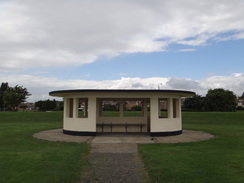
xmin=91 ymin=135 xmax=156 ymax=144
xmin=91 ymin=143 xmax=138 ymax=153
xmin=78 ymin=143 xmax=147 ymax=183
xmin=33 ymin=129 xmax=93 ymax=143
xmin=155 ymin=130 xmax=214 ymax=143
xmin=33 ymin=129 xmax=214 ymax=144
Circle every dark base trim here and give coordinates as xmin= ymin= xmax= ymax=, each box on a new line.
xmin=150 ymin=130 xmax=182 ymax=137
xmin=63 ymin=129 xmax=182 ymax=137
xmin=63 ymin=130 xmax=96 ymax=136
xmin=96 ymin=132 xmax=150 ymax=136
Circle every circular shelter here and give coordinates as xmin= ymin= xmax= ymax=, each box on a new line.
xmin=49 ymin=89 xmax=195 ymax=136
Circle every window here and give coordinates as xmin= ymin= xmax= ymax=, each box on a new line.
xmin=100 ymin=100 xmax=120 ymax=117
xmin=78 ymin=98 xmax=88 ymax=118
xmin=123 ymin=100 xmax=143 ymax=117
xmin=173 ymin=99 xmax=179 ymax=118
xmin=159 ymin=98 xmax=168 ymax=118
xmin=68 ymin=98 xmax=73 ymax=118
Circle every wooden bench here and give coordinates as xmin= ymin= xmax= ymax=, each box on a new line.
xmin=97 ymin=122 xmax=145 ymax=133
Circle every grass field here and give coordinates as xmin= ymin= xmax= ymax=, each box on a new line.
xmin=139 ymin=111 xmax=244 ymax=183
xmin=0 ymin=111 xmax=243 ymax=183
xmin=0 ymin=112 xmax=89 ymax=183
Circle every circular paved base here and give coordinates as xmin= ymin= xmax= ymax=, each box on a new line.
xmin=33 ymin=129 xmax=214 ymax=144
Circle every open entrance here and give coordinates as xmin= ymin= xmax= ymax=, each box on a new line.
xmin=96 ymin=98 xmax=150 ymax=133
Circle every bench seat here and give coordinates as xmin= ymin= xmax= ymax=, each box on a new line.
xmin=97 ymin=122 xmax=145 ymax=132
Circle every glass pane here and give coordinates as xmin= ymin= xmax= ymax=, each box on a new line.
xmin=123 ymin=100 xmax=143 ymax=117
xmin=101 ymin=100 xmax=120 ymax=117
xmin=159 ymin=98 xmax=168 ymax=118
xmin=173 ymin=99 xmax=179 ymax=118
xmin=78 ymin=98 xmax=88 ymax=118
xmin=68 ymin=98 xmax=73 ymax=118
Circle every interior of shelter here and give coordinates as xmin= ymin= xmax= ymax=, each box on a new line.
xmin=65 ymin=97 xmax=181 ymax=134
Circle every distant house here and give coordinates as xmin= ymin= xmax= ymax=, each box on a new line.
xmin=237 ymin=95 xmax=244 ymax=107
xmin=18 ymin=103 xmax=35 ymax=111
xmin=124 ymin=100 xmax=142 ymax=110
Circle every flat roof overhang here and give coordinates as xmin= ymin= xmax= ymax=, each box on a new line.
xmin=49 ymin=89 xmax=195 ymax=97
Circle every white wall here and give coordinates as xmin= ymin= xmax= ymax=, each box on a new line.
xmin=150 ymin=97 xmax=182 ymax=132
xmin=62 ymin=92 xmax=182 ymax=133
xmin=63 ymin=97 xmax=96 ymax=132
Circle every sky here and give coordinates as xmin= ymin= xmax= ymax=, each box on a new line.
xmin=0 ymin=0 xmax=244 ymax=102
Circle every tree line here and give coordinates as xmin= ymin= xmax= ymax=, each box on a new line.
xmin=35 ymin=99 xmax=63 ymax=111
xmin=0 ymin=82 xmax=31 ymax=111
xmin=0 ymin=82 xmax=241 ymax=112
xmin=183 ymin=88 xmax=238 ymax=112
xmin=0 ymin=82 xmax=63 ymax=111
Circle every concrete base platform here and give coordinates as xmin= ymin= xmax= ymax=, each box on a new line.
xmin=33 ymin=129 xmax=214 ymax=144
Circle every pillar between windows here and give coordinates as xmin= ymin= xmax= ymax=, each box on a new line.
xmin=66 ymin=98 xmax=74 ymax=118
xmin=169 ymin=98 xmax=173 ymax=119
xmin=119 ymin=99 xmax=123 ymax=117
xmin=73 ymin=98 xmax=78 ymax=118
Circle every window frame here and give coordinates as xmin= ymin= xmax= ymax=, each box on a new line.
xmin=123 ymin=100 xmax=143 ymax=117
xmin=77 ymin=98 xmax=88 ymax=118
xmin=67 ymin=98 xmax=74 ymax=118
xmin=173 ymin=98 xmax=180 ymax=118
xmin=99 ymin=99 xmax=120 ymax=117
xmin=158 ymin=98 xmax=169 ymax=118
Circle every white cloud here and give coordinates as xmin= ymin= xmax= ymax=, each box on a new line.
xmin=1 ymin=0 xmax=243 ymax=101
xmin=117 ymin=73 xmax=132 ymax=76
xmin=0 ymin=0 xmax=244 ymax=71
xmin=166 ymin=78 xmax=201 ymax=91
xmin=1 ymin=73 xmax=243 ymax=102
xmin=231 ymin=73 xmax=243 ymax=77
xmin=202 ymin=74 xmax=244 ymax=95
xmin=177 ymin=49 xmax=196 ymax=52
xmin=215 ymin=32 xmax=244 ymax=41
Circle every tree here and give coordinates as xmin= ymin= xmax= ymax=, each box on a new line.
xmin=35 ymin=99 xmax=60 ymax=111
xmin=3 ymin=84 xmax=31 ymax=111
xmin=35 ymin=100 xmax=44 ymax=110
xmin=0 ymin=82 xmax=8 ymax=110
xmin=41 ymin=99 xmax=57 ymax=111
xmin=204 ymin=88 xmax=237 ymax=112
xmin=131 ymin=105 xmax=142 ymax=111
xmin=183 ymin=95 xmax=205 ymax=111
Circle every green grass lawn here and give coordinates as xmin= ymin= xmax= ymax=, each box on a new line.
xmin=1 ymin=111 xmax=243 ymax=183
xmin=0 ymin=112 xmax=89 ymax=183
xmin=139 ymin=111 xmax=244 ymax=183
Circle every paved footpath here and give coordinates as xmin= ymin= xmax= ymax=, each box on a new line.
xmin=33 ymin=130 xmax=214 ymax=183
xmin=78 ymin=143 xmax=147 ymax=183
xmin=33 ymin=129 xmax=214 ymax=144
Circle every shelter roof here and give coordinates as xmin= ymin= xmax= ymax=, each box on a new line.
xmin=49 ymin=89 xmax=195 ymax=97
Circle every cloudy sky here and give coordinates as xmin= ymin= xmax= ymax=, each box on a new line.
xmin=0 ymin=0 xmax=244 ymax=102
